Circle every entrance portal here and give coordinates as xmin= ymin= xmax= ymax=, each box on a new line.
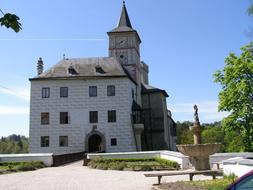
xmin=88 ymin=134 xmax=102 ymax=153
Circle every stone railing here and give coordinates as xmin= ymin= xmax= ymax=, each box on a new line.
xmin=222 ymin=157 xmax=253 ymax=177
xmin=0 ymin=153 xmax=53 ymax=166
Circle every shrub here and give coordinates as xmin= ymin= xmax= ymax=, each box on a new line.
xmin=16 ymin=164 xmax=36 ymax=171
xmin=87 ymin=157 xmax=179 ymax=171
xmin=155 ymin=158 xmax=179 ymax=169
xmin=0 ymin=161 xmax=45 ymax=173
xmin=140 ymin=165 xmax=152 ymax=171
xmin=108 ymin=162 xmax=126 ymax=170
xmin=88 ymin=159 xmax=100 ymax=169
xmin=95 ymin=163 xmax=108 ymax=170
xmin=30 ymin=161 xmax=45 ymax=169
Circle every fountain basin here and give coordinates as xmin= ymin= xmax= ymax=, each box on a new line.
xmin=177 ymin=143 xmax=221 ymax=170
xmin=177 ymin=143 xmax=221 ymax=157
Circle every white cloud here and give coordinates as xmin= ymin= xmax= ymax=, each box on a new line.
xmin=170 ymin=101 xmax=230 ymax=122
xmin=0 ymin=86 xmax=30 ymax=101
xmin=0 ymin=106 xmax=29 ymax=115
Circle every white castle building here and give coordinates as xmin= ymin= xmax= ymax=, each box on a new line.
xmin=29 ymin=2 xmax=177 ymax=155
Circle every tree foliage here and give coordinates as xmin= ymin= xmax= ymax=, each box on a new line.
xmin=0 ymin=9 xmax=22 ymax=32
xmin=176 ymin=121 xmax=193 ymax=144
xmin=214 ymin=43 xmax=253 ymax=151
xmin=0 ymin=134 xmax=28 ymax=154
xmin=177 ymin=121 xmax=244 ymax=152
xmin=248 ymin=4 xmax=253 ymax=17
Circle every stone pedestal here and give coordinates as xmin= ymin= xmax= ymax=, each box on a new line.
xmin=133 ymin=124 xmax=144 ymax=151
xmin=190 ymin=124 xmax=201 ymax=144
xmin=190 ymin=156 xmax=210 ymax=170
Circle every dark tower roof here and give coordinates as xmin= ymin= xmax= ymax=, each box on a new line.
xmin=118 ymin=1 xmax=132 ymax=28
xmin=108 ymin=1 xmax=141 ymax=43
xmin=108 ymin=1 xmax=136 ymax=33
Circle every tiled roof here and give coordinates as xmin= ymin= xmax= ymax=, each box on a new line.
xmin=141 ymin=83 xmax=169 ymax=97
xmin=31 ymin=57 xmax=128 ymax=79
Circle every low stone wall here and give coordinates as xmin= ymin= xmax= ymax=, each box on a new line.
xmin=0 ymin=153 xmax=53 ymax=166
xmin=160 ymin=151 xmax=189 ymax=169
xmin=87 ymin=151 xmax=160 ymax=159
xmin=87 ymin=150 xmax=190 ymax=169
xmin=222 ymin=157 xmax=253 ymax=177
xmin=210 ymin=152 xmax=253 ymax=168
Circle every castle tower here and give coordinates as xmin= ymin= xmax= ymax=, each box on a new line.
xmin=107 ymin=2 xmax=141 ymax=82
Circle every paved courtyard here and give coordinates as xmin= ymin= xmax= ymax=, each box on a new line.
xmin=0 ymin=161 xmax=218 ymax=190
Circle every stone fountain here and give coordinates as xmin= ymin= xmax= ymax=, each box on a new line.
xmin=177 ymin=105 xmax=221 ymax=170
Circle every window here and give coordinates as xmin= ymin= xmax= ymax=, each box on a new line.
xmin=60 ymin=112 xmax=69 ymax=124
xmin=111 ymin=138 xmax=117 ymax=146
xmin=42 ymin=88 xmax=50 ymax=98
xmin=107 ymin=85 xmax=115 ymax=96
xmin=41 ymin=136 xmax=49 ymax=147
xmin=41 ymin=112 xmax=49 ymax=125
xmin=68 ymin=66 xmax=78 ymax=75
xmin=132 ymin=89 xmax=134 ymax=99
xmin=59 ymin=136 xmax=68 ymax=147
xmin=89 ymin=111 xmax=98 ymax=123
xmin=96 ymin=66 xmax=106 ymax=74
xmin=60 ymin=87 xmax=68 ymax=97
xmin=108 ymin=110 xmax=116 ymax=123
xmin=89 ymin=86 xmax=97 ymax=97
xmin=236 ymin=174 xmax=253 ymax=190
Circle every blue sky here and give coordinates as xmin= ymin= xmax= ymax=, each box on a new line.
xmin=0 ymin=0 xmax=251 ymax=137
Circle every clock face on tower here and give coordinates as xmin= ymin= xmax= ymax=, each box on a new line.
xmin=116 ymin=37 xmax=128 ymax=48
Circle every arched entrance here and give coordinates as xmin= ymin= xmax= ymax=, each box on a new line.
xmin=88 ymin=134 xmax=102 ymax=153
xmin=85 ymin=131 xmax=106 ymax=153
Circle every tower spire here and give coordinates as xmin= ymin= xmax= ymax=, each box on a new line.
xmin=117 ymin=1 xmax=132 ymax=28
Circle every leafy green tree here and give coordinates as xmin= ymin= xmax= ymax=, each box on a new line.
xmin=248 ymin=4 xmax=253 ymax=16
xmin=214 ymin=43 xmax=253 ymax=151
xmin=224 ymin=130 xmax=244 ymax=152
xmin=0 ymin=134 xmax=28 ymax=153
xmin=176 ymin=121 xmax=194 ymax=144
xmin=0 ymin=9 xmax=22 ymax=32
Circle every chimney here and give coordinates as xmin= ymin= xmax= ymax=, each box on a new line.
xmin=37 ymin=57 xmax=44 ymax=75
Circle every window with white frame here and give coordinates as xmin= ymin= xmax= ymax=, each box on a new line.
xmin=41 ymin=136 xmax=49 ymax=147
xmin=107 ymin=85 xmax=115 ymax=96
xmin=60 ymin=87 xmax=68 ymax=97
xmin=108 ymin=110 xmax=116 ymax=123
xmin=42 ymin=88 xmax=50 ymax=98
xmin=41 ymin=112 xmax=49 ymax=125
xmin=89 ymin=86 xmax=97 ymax=97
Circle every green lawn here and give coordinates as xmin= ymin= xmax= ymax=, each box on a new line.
xmin=185 ymin=177 xmax=235 ymax=190
xmin=0 ymin=161 xmax=45 ymax=174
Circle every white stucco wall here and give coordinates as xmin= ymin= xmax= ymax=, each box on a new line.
xmin=210 ymin=152 xmax=253 ymax=168
xmin=0 ymin=153 xmax=53 ymax=166
xmin=222 ymin=157 xmax=253 ymax=177
xmin=29 ymin=77 xmax=137 ymax=155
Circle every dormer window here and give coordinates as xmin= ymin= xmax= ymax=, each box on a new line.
xmin=68 ymin=65 xmax=78 ymax=75
xmin=95 ymin=66 xmax=106 ymax=74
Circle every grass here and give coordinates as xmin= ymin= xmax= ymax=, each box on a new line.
xmin=0 ymin=161 xmax=45 ymax=174
xmin=88 ymin=157 xmax=179 ymax=171
xmin=185 ymin=175 xmax=236 ymax=190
